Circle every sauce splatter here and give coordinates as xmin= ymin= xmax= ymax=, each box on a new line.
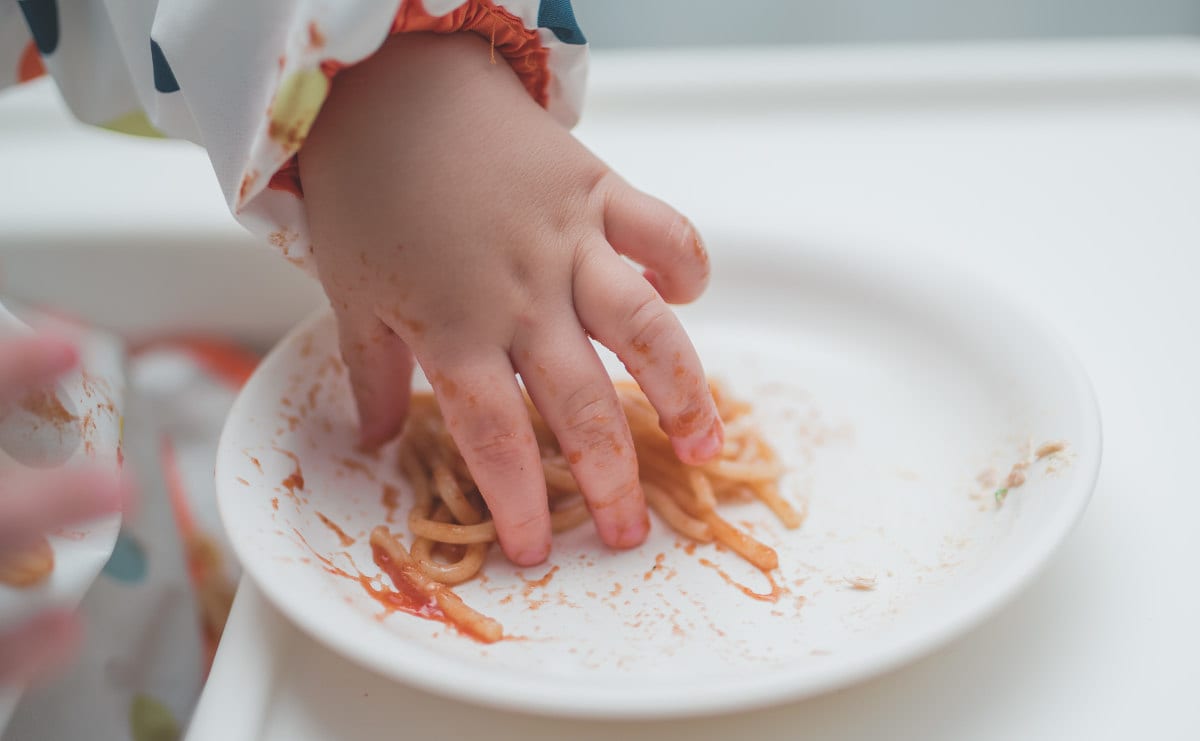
xmin=697 ymin=558 xmax=786 ymax=603
xmin=290 ymin=529 xmax=499 ymax=644
xmin=274 ymin=447 xmax=305 ymax=503
xmin=247 ymin=455 xmax=263 ymax=473
xmin=370 ymin=539 xmax=500 ymax=643
xmin=338 ymin=457 xmax=376 ymax=480
xmin=1036 ymin=441 xmax=1066 ymax=459
xmin=643 ymin=552 xmax=667 ymax=581
xmin=20 ymin=390 xmax=75 ymax=426
xmin=271 ymin=497 xmax=280 ymax=511
xmin=316 ymin=512 xmax=355 ymax=546
xmin=519 ymin=566 xmax=559 ymax=597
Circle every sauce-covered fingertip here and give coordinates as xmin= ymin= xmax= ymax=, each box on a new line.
xmin=673 ymin=417 xmax=724 ymax=465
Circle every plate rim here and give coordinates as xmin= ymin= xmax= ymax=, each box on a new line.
xmin=216 ymin=232 xmax=1102 ymax=719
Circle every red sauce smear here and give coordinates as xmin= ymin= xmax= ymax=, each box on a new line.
xmin=380 ymin=484 xmax=401 ymax=523
xmin=20 ymin=390 xmax=75 ymax=426
xmin=338 ymin=457 xmax=376 ymax=480
xmin=370 ymin=541 xmax=499 ymax=643
xmin=247 ymin=455 xmax=263 ymax=473
xmin=519 ymin=565 xmax=559 ymax=597
xmin=274 ymin=447 xmax=305 ymax=503
xmin=697 ymin=558 xmax=786 ymax=603
xmin=291 ymin=529 xmax=499 ymax=644
xmin=80 ymin=410 xmax=96 ymax=436
xmin=316 ymin=512 xmax=355 ymax=546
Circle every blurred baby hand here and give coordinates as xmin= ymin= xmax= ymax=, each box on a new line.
xmin=0 ymin=335 xmax=132 ymax=684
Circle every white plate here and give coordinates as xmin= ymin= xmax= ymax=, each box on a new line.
xmin=216 ymin=235 xmax=1100 ymax=719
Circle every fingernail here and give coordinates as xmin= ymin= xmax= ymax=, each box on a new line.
xmin=514 ymin=542 xmax=550 ymax=567
xmin=612 ymin=512 xmax=650 ymax=549
xmin=673 ymin=419 xmax=724 ymax=465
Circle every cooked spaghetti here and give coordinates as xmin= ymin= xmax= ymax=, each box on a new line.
xmin=376 ymin=379 xmax=801 ymax=599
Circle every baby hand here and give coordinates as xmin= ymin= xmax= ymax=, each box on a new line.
xmin=0 ymin=335 xmax=131 ymax=684
xmin=300 ymin=33 xmax=720 ymax=566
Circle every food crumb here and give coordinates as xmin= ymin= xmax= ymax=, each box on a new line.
xmin=1005 ymin=465 xmax=1028 ymax=488
xmin=844 ymin=576 xmax=877 ymax=591
xmin=1036 ymin=441 xmax=1066 ymax=459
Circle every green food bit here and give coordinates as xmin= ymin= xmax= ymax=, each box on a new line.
xmin=994 ymin=488 xmax=1009 ymax=504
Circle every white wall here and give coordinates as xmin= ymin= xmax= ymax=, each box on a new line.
xmin=572 ymin=0 xmax=1200 ymax=47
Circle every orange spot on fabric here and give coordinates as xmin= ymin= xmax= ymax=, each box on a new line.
xmin=17 ymin=40 xmax=45 ymax=83
xmin=308 ymin=22 xmax=326 ymax=49
xmin=238 ymin=170 xmax=259 ymax=208
xmin=268 ymin=228 xmax=300 ymax=250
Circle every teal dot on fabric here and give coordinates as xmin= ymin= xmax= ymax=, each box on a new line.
xmin=538 ymin=0 xmax=586 ymax=45
xmin=150 ymin=40 xmax=179 ymax=93
xmin=103 ymin=530 xmax=148 ymax=583
xmin=18 ymin=0 xmax=59 ymax=55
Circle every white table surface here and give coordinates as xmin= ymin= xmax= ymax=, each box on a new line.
xmin=4 ymin=38 xmax=1199 ymax=741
